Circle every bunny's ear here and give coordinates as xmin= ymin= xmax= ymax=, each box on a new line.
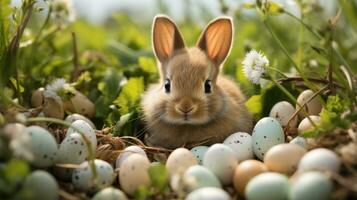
xmin=196 ymin=17 xmax=233 ymax=66
xmin=152 ymin=15 xmax=185 ymax=63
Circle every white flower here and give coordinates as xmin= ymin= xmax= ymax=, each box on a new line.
xmin=44 ymin=78 xmax=69 ymax=102
xmin=3 ymin=124 xmax=33 ymax=161
xmin=50 ymin=0 xmax=76 ymax=27
xmin=242 ymin=50 xmax=269 ymax=84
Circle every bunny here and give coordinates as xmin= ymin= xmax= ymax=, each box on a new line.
xmin=141 ymin=15 xmax=253 ymax=149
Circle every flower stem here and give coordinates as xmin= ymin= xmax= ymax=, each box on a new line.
xmin=27 ymin=117 xmax=97 ymax=179
xmin=267 ymin=66 xmax=288 ymax=78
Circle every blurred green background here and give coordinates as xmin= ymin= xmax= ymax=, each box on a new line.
xmin=1 ymin=0 xmax=356 ymax=134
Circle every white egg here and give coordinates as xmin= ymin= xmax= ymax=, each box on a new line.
xmin=298 ymin=148 xmax=341 ymax=173
xmin=25 ymin=126 xmax=58 ymax=167
xmin=252 ymin=117 xmax=285 ymax=160
xmin=298 ymin=116 xmax=321 ymax=134
xmin=203 ymin=144 xmax=237 ymax=185
xmin=72 ymin=159 xmax=115 ymax=191
xmin=290 ymin=136 xmax=308 ymax=149
xmin=65 ymin=114 xmax=96 ymax=129
xmin=296 ymin=90 xmax=323 ymax=117
xmin=289 ymin=171 xmax=332 ymax=200
xmin=190 ymin=146 xmax=209 ymax=165
xmin=92 ymin=187 xmax=128 ymax=200
xmin=115 ymin=145 xmax=147 ymax=169
xmin=119 ymin=154 xmax=151 ymax=195
xmin=56 ymin=132 xmax=88 ymax=164
xmin=269 ymin=101 xmax=298 ymax=127
xmin=24 ymin=170 xmax=59 ymax=200
xmin=185 ymin=187 xmax=230 ymax=200
xmin=184 ymin=165 xmax=222 ymax=191
xmin=66 ymin=120 xmax=97 ymax=151
xmin=223 ymin=132 xmax=253 ymax=162
xmin=245 ymin=172 xmax=289 ymax=200
xmin=166 ymin=148 xmax=198 ymax=177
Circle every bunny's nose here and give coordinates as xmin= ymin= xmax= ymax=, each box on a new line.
xmin=178 ymin=106 xmax=194 ymax=114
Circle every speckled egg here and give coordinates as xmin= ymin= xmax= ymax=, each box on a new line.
xmin=298 ymin=148 xmax=341 ymax=173
xmin=185 ymin=187 xmax=230 ymax=200
xmin=25 ymin=126 xmax=58 ymax=167
xmin=252 ymin=117 xmax=285 ymax=160
xmin=65 ymin=114 xmax=96 ymax=129
xmin=245 ymin=172 xmax=289 ymax=200
xmin=264 ymin=143 xmax=307 ymax=174
xmin=92 ymin=187 xmax=128 ymax=200
xmin=72 ymin=159 xmax=115 ymax=191
xmin=203 ymin=144 xmax=237 ymax=185
xmin=184 ymin=165 xmax=222 ymax=191
xmin=24 ymin=170 xmax=59 ymax=200
xmin=119 ymin=154 xmax=151 ymax=195
xmin=166 ymin=148 xmax=198 ymax=177
xmin=223 ymin=132 xmax=253 ymax=162
xmin=269 ymin=101 xmax=298 ymax=127
xmin=298 ymin=116 xmax=321 ymax=134
xmin=290 ymin=136 xmax=308 ymax=149
xmin=233 ymin=160 xmax=268 ymax=196
xmin=56 ymin=132 xmax=88 ymax=164
xmin=190 ymin=146 xmax=209 ymax=165
xmin=66 ymin=120 xmax=97 ymax=151
xmin=296 ymin=90 xmax=323 ymax=117
xmin=289 ymin=171 xmax=333 ymax=200
xmin=115 ymin=145 xmax=147 ymax=169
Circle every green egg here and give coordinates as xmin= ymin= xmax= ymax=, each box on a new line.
xmin=289 ymin=171 xmax=332 ymax=200
xmin=245 ymin=172 xmax=289 ymax=200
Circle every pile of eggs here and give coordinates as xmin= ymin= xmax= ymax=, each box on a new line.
xmin=5 ymin=89 xmax=341 ymax=200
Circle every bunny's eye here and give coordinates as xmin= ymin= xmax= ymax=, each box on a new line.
xmin=204 ymin=80 xmax=212 ymax=93
xmin=164 ymin=79 xmax=171 ymax=93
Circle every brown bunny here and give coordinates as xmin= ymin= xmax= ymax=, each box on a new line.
xmin=141 ymin=15 xmax=253 ymax=149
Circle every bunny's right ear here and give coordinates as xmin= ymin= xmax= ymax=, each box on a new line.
xmin=152 ymin=15 xmax=185 ymax=63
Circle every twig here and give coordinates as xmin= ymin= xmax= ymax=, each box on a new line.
xmin=277 ymin=76 xmax=343 ymax=88
xmin=284 ymin=84 xmax=329 ymax=134
xmin=70 ymin=32 xmax=80 ymax=82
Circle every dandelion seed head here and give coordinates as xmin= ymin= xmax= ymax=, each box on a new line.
xmin=242 ymin=50 xmax=269 ymax=84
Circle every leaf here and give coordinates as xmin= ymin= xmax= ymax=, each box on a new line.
xmin=148 ymin=163 xmax=169 ymax=193
xmin=114 ymin=77 xmax=144 ymax=115
xmin=139 ymin=56 xmax=157 ymax=74
xmin=134 ymin=186 xmax=151 ymax=200
xmin=267 ymin=2 xmax=284 ymax=15
xmin=245 ymin=95 xmax=262 ymax=118
xmin=3 ymin=159 xmax=30 ymax=183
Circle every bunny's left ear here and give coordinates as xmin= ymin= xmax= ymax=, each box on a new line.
xmin=196 ymin=17 xmax=233 ymax=66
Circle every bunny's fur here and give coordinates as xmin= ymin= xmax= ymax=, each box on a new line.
xmin=141 ymin=15 xmax=253 ymax=149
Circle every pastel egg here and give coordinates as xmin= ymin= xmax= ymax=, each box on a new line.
xmin=264 ymin=143 xmax=307 ymax=174
xmin=252 ymin=117 xmax=285 ymax=160
xmin=92 ymin=187 xmax=128 ymax=200
xmin=289 ymin=171 xmax=333 ymax=200
xmin=185 ymin=187 xmax=230 ymax=200
xmin=298 ymin=148 xmax=341 ymax=173
xmin=296 ymin=90 xmax=323 ymax=117
xmin=245 ymin=172 xmax=289 ymax=200
xmin=290 ymin=136 xmax=308 ymax=149
xmin=223 ymin=132 xmax=253 ymax=162
xmin=269 ymin=101 xmax=298 ymax=127
xmin=166 ymin=148 xmax=198 ymax=177
xmin=203 ymin=144 xmax=237 ymax=185
xmin=72 ymin=159 xmax=115 ymax=191
xmin=65 ymin=113 xmax=96 ymax=129
xmin=56 ymin=132 xmax=88 ymax=164
xmin=115 ymin=145 xmax=147 ymax=169
xmin=190 ymin=146 xmax=209 ymax=165
xmin=23 ymin=170 xmax=59 ymax=200
xmin=25 ymin=126 xmax=58 ymax=167
xmin=233 ymin=160 xmax=267 ymax=196
xmin=298 ymin=116 xmax=321 ymax=134
xmin=119 ymin=154 xmax=151 ymax=195
xmin=184 ymin=165 xmax=222 ymax=191
xmin=66 ymin=120 xmax=97 ymax=152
